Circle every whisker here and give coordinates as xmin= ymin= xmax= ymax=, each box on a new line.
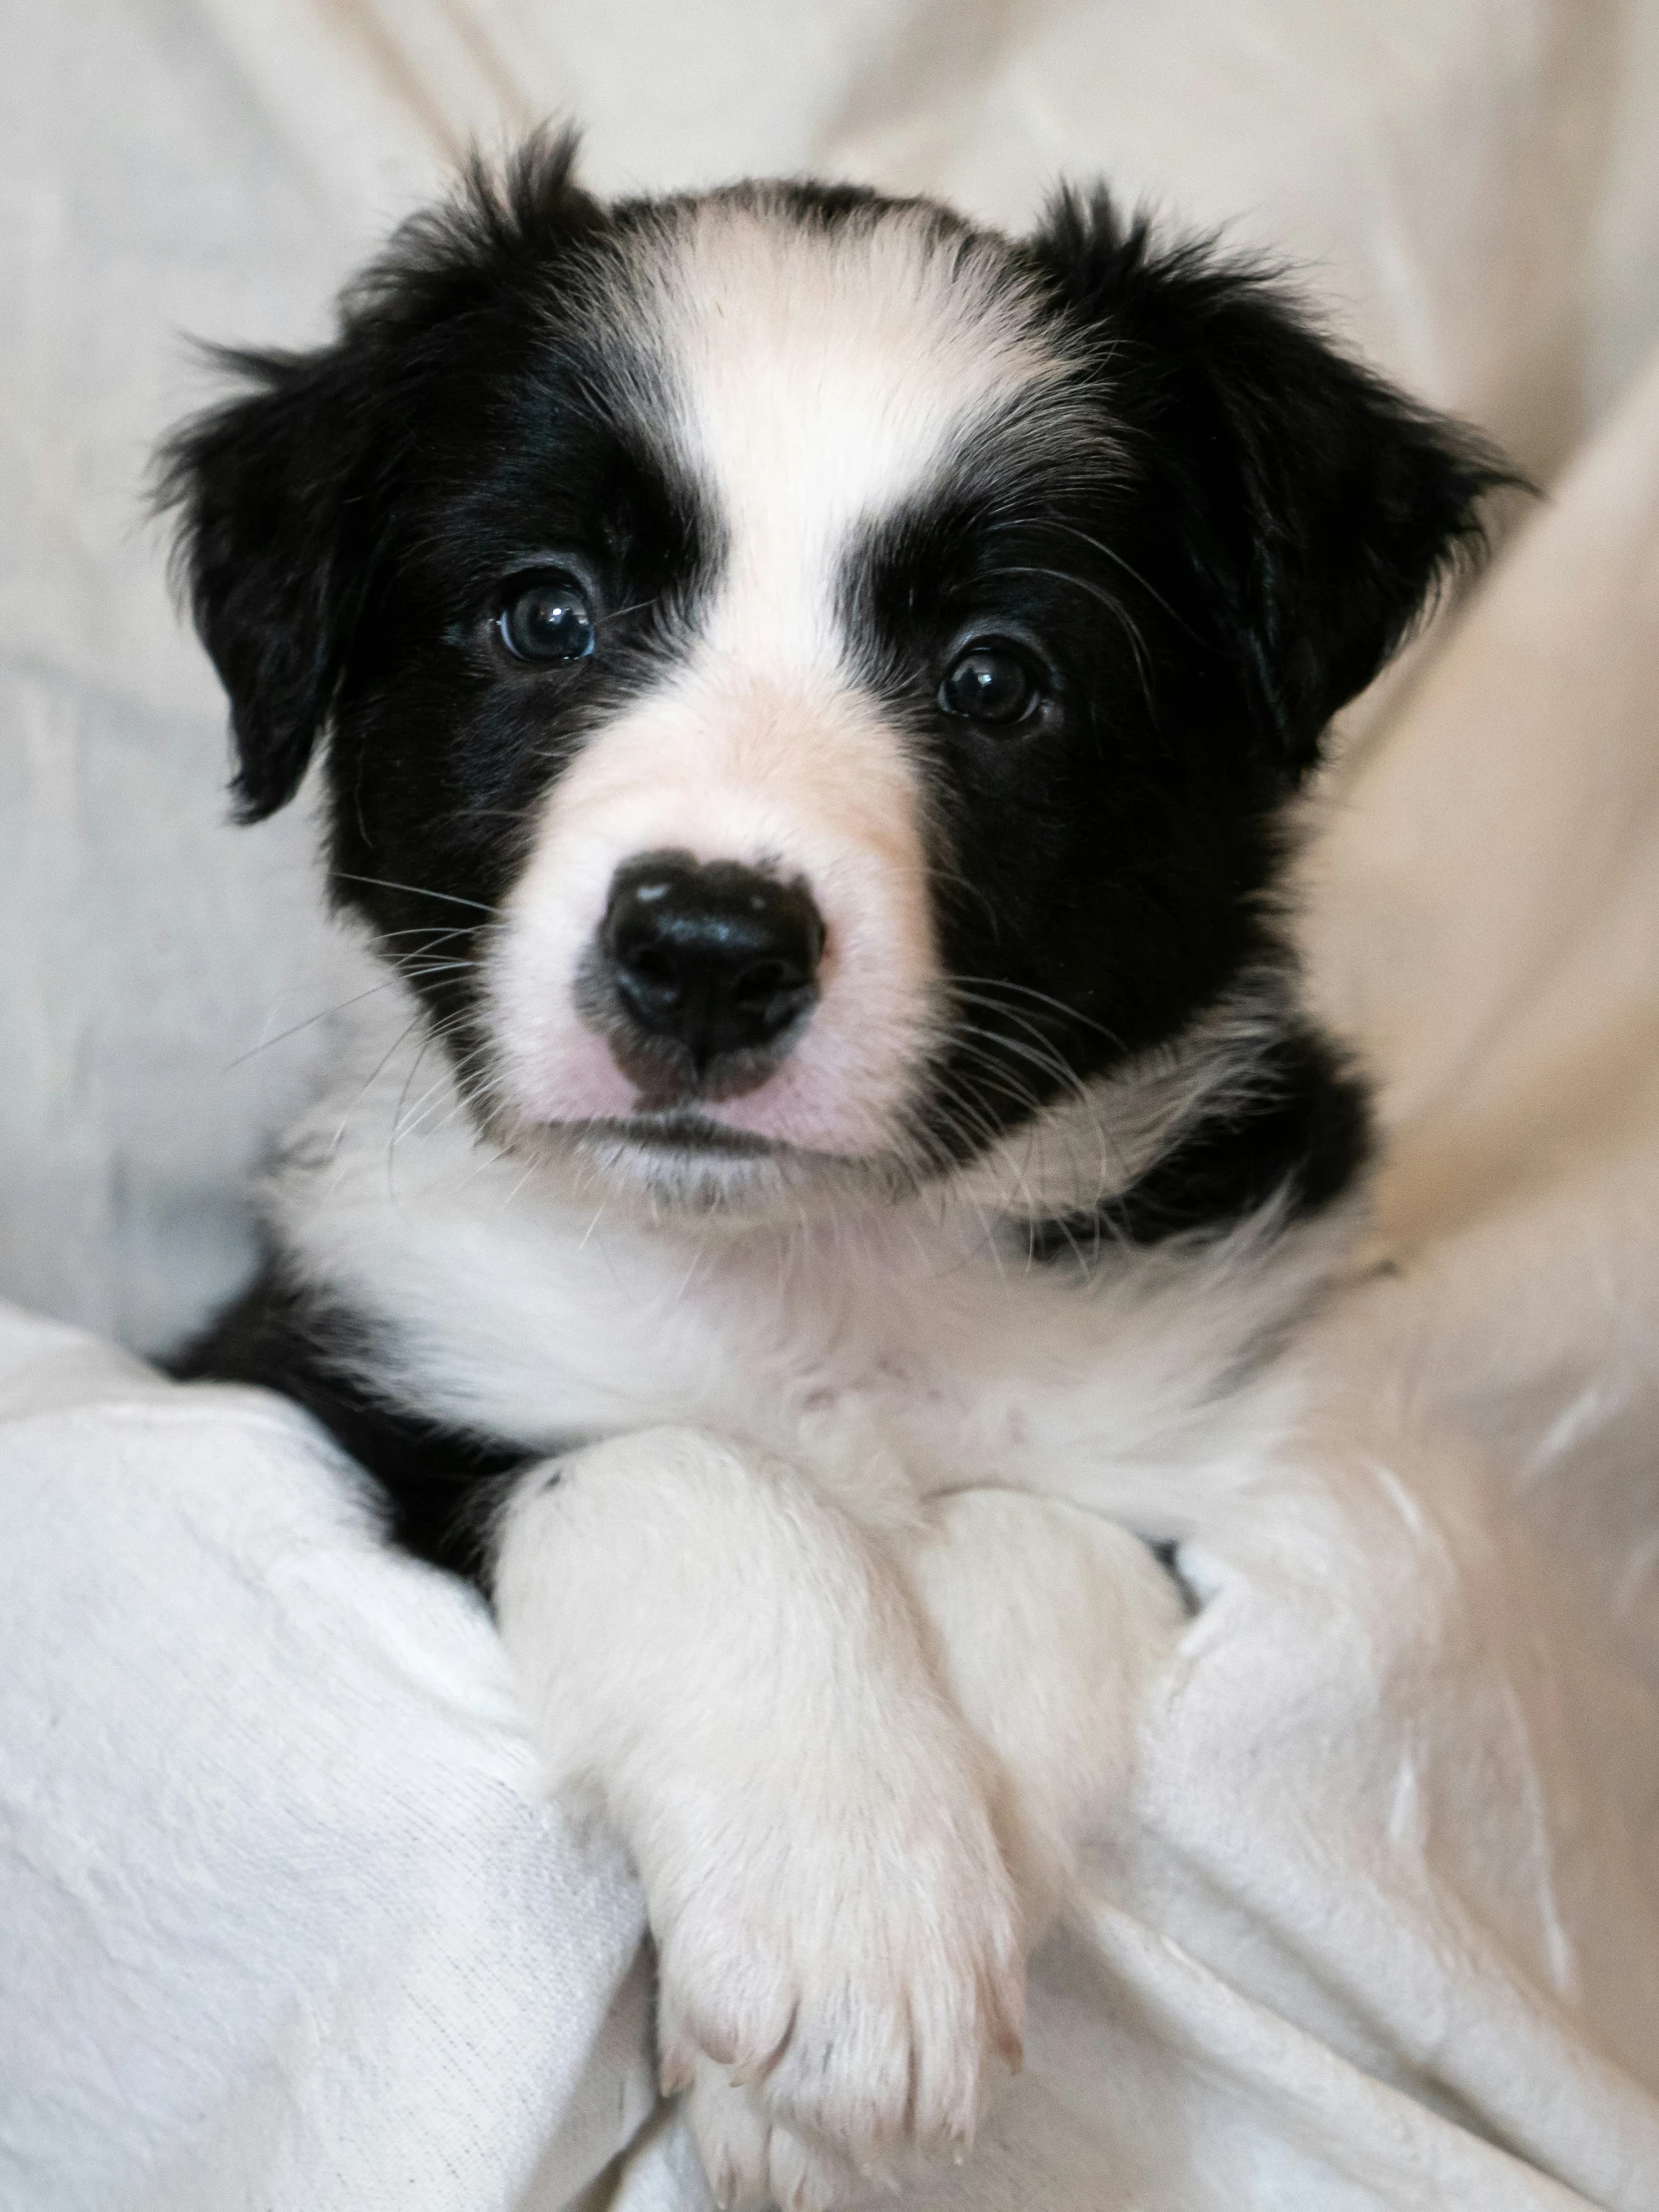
xmin=224 ymin=977 xmax=400 ymax=1070
xmin=1025 ymin=516 xmax=1192 ymax=635
xmin=939 ymin=1017 xmax=1124 ymax=1193
xmin=330 ymin=1011 xmax=431 ymax=1155
xmin=988 ymin=563 xmax=1153 ymax=704
xmin=336 ymin=871 xmax=495 ymax=915
xmin=593 ymin=593 xmax=661 ymax=629
xmin=495 ymin=1154 xmax=544 ymax=1213
xmin=371 ymin=923 xmax=477 ymax=941
xmin=391 ymin=1068 xmax=457 ymax=1145
xmin=945 ymin=1017 xmax=1086 ymax=1102
xmin=947 ymin=991 xmax=1078 ymax=1066
xmin=949 ymin=973 xmax=1128 ymax=1053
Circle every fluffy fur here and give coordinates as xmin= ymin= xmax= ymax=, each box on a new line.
xmin=161 ymin=133 xmax=1507 ymax=2208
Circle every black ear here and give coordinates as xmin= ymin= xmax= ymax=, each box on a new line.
xmin=1029 ymin=188 xmax=1520 ymax=773
xmin=156 ymin=125 xmax=601 ymax=823
xmin=156 ymin=342 xmax=374 ymax=822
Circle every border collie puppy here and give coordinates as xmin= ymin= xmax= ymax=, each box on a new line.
xmin=163 ymin=133 xmax=1502 ymax=2210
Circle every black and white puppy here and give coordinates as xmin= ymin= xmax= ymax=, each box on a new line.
xmin=163 ymin=133 xmax=1502 ymax=2210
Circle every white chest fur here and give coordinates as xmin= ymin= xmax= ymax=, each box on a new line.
xmin=268 ymin=998 xmax=1341 ymax=1541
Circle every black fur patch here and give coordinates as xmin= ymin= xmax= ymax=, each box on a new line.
xmin=170 ymin=1272 xmax=531 ymax=1582
xmin=1024 ymin=1021 xmax=1372 ymax=1264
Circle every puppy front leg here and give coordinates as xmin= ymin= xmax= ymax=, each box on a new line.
xmin=890 ymin=1491 xmax=1189 ymax=1938
xmin=492 ymin=1429 xmax=1023 ymax=2199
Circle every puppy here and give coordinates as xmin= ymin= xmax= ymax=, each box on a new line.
xmin=162 ymin=133 xmax=1503 ymax=2209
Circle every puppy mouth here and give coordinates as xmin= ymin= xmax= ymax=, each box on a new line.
xmin=571 ymin=1109 xmax=782 ymax=1159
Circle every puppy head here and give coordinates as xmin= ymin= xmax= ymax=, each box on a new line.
xmin=160 ymin=133 xmax=1506 ymax=1215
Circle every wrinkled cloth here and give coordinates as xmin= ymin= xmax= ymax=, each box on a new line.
xmin=3 ymin=4 xmax=1659 ymax=2209
xmin=7 ymin=0 xmax=1659 ymax=1354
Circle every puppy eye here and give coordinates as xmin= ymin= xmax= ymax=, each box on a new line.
xmin=938 ymin=643 xmax=1042 ymax=727
xmin=497 ymin=580 xmax=597 ymax=664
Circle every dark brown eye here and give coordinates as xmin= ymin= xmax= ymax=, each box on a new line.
xmin=497 ymin=580 xmax=596 ymax=663
xmin=938 ymin=644 xmax=1041 ymax=726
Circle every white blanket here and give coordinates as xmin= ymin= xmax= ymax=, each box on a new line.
xmin=3 ymin=6 xmax=1659 ymax=2208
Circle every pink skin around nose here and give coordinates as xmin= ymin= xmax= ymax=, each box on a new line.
xmin=540 ymin=937 xmax=908 ymax=1155
xmin=490 ymin=705 xmax=938 ymax=1160
xmin=496 ymin=885 xmax=924 ymax=1160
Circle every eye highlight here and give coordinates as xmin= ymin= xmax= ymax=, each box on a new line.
xmin=938 ymin=642 xmax=1043 ymax=728
xmin=497 ymin=578 xmax=597 ymax=664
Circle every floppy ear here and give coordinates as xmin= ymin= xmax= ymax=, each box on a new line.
xmin=156 ymin=125 xmax=602 ymax=823
xmin=1029 ymin=187 xmax=1518 ymax=774
xmin=157 ymin=343 xmax=375 ymax=822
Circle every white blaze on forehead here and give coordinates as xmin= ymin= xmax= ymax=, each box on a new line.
xmin=639 ymin=196 xmax=1069 ymax=663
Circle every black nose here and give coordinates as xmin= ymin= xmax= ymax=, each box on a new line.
xmin=602 ymin=852 xmax=826 ymax=1080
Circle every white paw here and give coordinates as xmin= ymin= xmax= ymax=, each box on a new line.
xmin=650 ymin=1729 xmax=1024 ymax=2179
xmin=683 ymin=2058 xmax=857 ymax=2212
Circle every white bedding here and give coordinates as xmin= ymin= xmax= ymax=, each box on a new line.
xmin=3 ymin=5 xmax=1659 ymax=2208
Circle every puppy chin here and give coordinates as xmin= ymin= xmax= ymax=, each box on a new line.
xmin=573 ymin=1114 xmax=791 ymax=1209
xmin=481 ymin=1031 xmax=891 ymax=1216
xmin=543 ymin=1109 xmax=873 ymax=1220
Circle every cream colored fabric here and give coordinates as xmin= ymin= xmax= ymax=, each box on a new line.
xmin=6 ymin=0 xmax=1659 ymax=1352
xmin=3 ymin=6 xmax=1659 ymax=2210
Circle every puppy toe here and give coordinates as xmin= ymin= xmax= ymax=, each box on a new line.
xmin=769 ymin=2118 xmax=857 ymax=2212
xmin=684 ymin=2058 xmax=771 ymax=2210
xmin=684 ymin=2060 xmax=863 ymax=2212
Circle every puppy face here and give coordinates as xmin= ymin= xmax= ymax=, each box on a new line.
xmin=162 ymin=139 xmax=1500 ymax=1214
xmin=478 ymin=197 xmax=1078 ymax=1182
